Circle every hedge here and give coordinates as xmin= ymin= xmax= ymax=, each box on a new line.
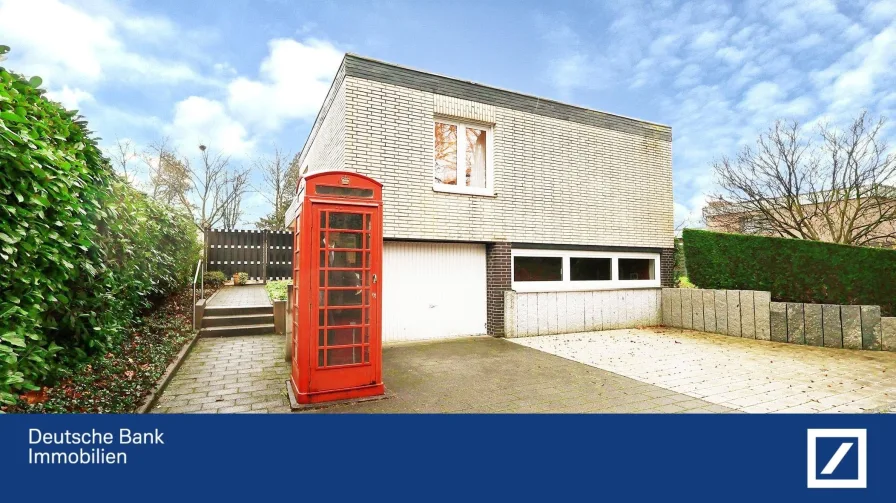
xmin=683 ymin=229 xmax=896 ymax=315
xmin=0 ymin=60 xmax=200 ymax=404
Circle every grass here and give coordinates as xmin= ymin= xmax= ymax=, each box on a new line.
xmin=677 ymin=276 xmax=696 ymax=288
xmin=265 ymin=280 xmax=292 ymax=302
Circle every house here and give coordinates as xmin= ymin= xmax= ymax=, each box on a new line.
xmin=704 ymin=195 xmax=896 ymax=247
xmin=287 ymin=54 xmax=674 ymax=342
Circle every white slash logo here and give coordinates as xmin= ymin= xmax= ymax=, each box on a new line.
xmin=807 ymin=429 xmax=867 ymax=489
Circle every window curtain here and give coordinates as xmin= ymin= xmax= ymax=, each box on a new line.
xmin=468 ymin=131 xmax=487 ymax=188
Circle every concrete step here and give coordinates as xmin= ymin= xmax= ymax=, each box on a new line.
xmin=203 ymin=304 xmax=273 ymax=317
xmin=200 ymin=323 xmax=276 ymax=338
xmin=202 ymin=313 xmax=274 ymax=328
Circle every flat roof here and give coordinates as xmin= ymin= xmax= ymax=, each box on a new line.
xmin=344 ymin=53 xmax=671 ymax=142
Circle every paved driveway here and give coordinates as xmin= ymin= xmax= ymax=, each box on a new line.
xmin=153 ymin=335 xmax=730 ymax=413
xmin=512 ymin=328 xmax=896 ymax=413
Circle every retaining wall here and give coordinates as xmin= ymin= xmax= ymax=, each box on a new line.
xmin=662 ymin=288 xmax=896 ymax=352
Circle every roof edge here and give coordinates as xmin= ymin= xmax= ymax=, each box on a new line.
xmin=344 ymin=53 xmax=671 ymax=131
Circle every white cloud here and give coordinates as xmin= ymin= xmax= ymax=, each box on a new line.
xmin=45 ymin=86 xmax=94 ymax=110
xmin=536 ymin=1 xmax=896 ymax=230
xmin=159 ymin=37 xmax=345 ymax=157
xmin=166 ymin=97 xmax=254 ymax=157
xmin=548 ymin=53 xmax=601 ymax=94
xmin=741 ymin=81 xmax=784 ymax=111
xmin=818 ymin=26 xmax=896 ymax=112
xmin=690 ymin=30 xmax=724 ymax=51
xmin=716 ymin=45 xmax=747 ymax=64
xmin=793 ymin=33 xmax=824 ymax=50
xmin=863 ymin=0 xmax=896 ymax=24
xmin=225 ymin=38 xmax=343 ymax=130
xmin=0 ymin=0 xmax=202 ymax=88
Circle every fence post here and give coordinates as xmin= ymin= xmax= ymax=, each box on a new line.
xmin=203 ymin=226 xmax=210 ymax=277
xmin=262 ymin=229 xmax=268 ymax=284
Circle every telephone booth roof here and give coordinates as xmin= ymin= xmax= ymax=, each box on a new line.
xmin=301 ymin=170 xmax=383 ymax=188
xmin=287 ymin=171 xmax=382 ymax=228
xmin=297 ymin=171 xmax=383 ymax=200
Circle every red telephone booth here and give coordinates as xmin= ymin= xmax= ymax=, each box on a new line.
xmin=290 ymin=171 xmax=385 ymax=403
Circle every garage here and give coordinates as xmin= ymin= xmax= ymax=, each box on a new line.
xmin=382 ymin=241 xmax=487 ymax=342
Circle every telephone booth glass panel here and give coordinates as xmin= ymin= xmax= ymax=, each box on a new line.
xmin=314 ymin=209 xmax=373 ymax=368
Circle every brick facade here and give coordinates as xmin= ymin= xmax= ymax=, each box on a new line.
xmin=486 ymin=242 xmax=512 ymax=336
xmin=660 ymin=248 xmax=674 ymax=287
xmin=298 ymin=55 xmax=674 ymax=251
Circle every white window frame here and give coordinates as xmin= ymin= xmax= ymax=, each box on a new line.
xmin=511 ymin=249 xmax=661 ymax=292
xmin=432 ymin=117 xmax=494 ymax=196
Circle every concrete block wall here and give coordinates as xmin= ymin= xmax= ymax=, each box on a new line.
xmin=662 ymin=288 xmax=896 ymax=353
xmin=662 ymin=288 xmax=770 ymax=340
xmin=504 ymin=289 xmax=661 ymax=338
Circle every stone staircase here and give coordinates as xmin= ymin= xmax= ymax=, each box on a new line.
xmin=200 ymin=304 xmax=275 ymax=337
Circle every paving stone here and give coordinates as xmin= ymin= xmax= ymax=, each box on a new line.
xmin=726 ymin=290 xmax=741 ymax=337
xmin=842 ymin=305 xmax=863 ymax=350
xmin=770 ymin=302 xmax=787 ymax=342
xmin=207 ymin=285 xmax=271 ymax=307
xmin=156 ymin=333 xmax=724 ymax=414
xmin=823 ymin=305 xmax=843 ymax=348
xmin=860 ymin=305 xmax=882 ymax=351
xmin=680 ymin=290 xmax=693 ymax=329
xmin=715 ymin=290 xmax=728 ymax=335
xmin=754 ymin=291 xmax=771 ymax=341
xmin=883 ymin=317 xmax=896 ymax=352
xmin=702 ymin=290 xmax=717 ymax=333
xmin=804 ymin=304 xmax=823 ymax=347
xmin=740 ymin=291 xmax=755 ymax=339
xmin=786 ymin=303 xmax=805 ymax=344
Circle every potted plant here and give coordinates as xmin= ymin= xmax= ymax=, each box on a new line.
xmin=233 ymin=272 xmax=249 ymax=286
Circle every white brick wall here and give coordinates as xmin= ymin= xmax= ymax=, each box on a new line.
xmin=306 ymin=74 xmax=674 ymax=249
xmin=300 ymin=66 xmax=346 ymax=174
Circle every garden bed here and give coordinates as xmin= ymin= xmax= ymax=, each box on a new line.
xmin=3 ymin=287 xmax=215 ymax=413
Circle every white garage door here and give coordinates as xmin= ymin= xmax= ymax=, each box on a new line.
xmin=382 ymin=241 xmax=487 ymax=342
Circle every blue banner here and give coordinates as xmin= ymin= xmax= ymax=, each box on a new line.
xmin=1 ymin=414 xmax=891 ymax=501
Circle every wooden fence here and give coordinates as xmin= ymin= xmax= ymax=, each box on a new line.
xmin=205 ymin=229 xmax=292 ymax=281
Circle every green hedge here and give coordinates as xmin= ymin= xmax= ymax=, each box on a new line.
xmin=683 ymin=229 xmax=896 ymax=315
xmin=0 ymin=62 xmax=200 ymax=403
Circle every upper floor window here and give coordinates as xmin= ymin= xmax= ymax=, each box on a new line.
xmin=433 ymin=119 xmax=493 ymax=196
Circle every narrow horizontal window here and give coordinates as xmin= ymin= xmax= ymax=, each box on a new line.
xmin=315 ymin=185 xmax=375 ymax=198
xmin=618 ymin=258 xmax=655 ymax=281
xmin=570 ymin=257 xmax=611 ymax=281
xmin=513 ymin=256 xmax=562 ymax=282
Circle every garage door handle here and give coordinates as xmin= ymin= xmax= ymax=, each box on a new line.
xmin=373 ymin=274 xmax=377 ymax=284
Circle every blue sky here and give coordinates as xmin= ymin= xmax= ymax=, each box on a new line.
xmin=2 ymin=0 xmax=895 ymax=227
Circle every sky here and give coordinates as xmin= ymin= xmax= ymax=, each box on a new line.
xmin=2 ymin=0 xmax=896 ymax=228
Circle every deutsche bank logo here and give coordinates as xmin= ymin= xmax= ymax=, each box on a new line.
xmin=807 ymin=429 xmax=867 ymax=489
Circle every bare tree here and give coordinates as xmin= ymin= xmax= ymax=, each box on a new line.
xmin=254 ymin=149 xmax=300 ymax=231
xmin=221 ymin=170 xmax=251 ymax=230
xmin=109 ymin=138 xmax=141 ymax=185
xmin=143 ymin=138 xmax=189 ymax=207
xmin=177 ymin=143 xmax=249 ymax=232
xmin=709 ymin=112 xmax=896 ymax=246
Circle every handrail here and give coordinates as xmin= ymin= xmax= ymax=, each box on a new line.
xmin=192 ymin=259 xmax=203 ymax=330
